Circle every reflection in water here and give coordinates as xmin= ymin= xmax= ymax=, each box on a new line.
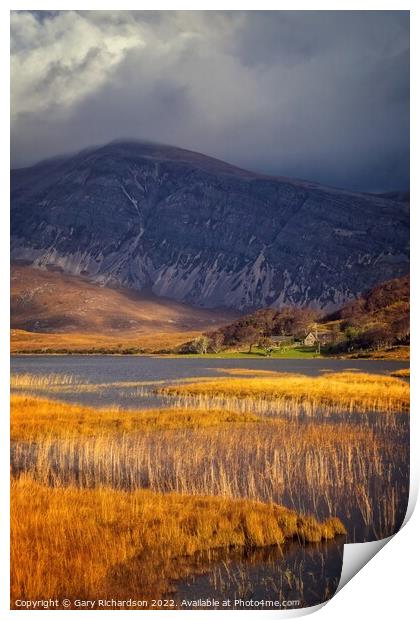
xmin=172 ymin=538 xmax=344 ymax=609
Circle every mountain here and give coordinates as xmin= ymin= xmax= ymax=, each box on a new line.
xmin=377 ymin=191 xmax=410 ymax=203
xmin=10 ymin=264 xmax=236 ymax=353
xmin=11 ymin=263 xmax=234 ymax=333
xmin=11 ymin=140 xmax=409 ymax=311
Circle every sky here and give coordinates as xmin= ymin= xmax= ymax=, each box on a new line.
xmin=10 ymin=10 xmax=409 ymax=192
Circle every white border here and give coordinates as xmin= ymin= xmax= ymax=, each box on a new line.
xmin=2 ymin=3 xmax=417 ymax=619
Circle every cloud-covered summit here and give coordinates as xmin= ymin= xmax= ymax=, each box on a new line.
xmin=11 ymin=10 xmax=409 ymax=192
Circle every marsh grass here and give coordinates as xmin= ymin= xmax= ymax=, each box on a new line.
xmin=10 ymin=373 xmax=222 ymax=398
xmin=10 ymin=475 xmax=344 ymax=607
xmin=10 ymin=369 xmax=409 ymax=607
xmin=10 ymin=373 xmax=80 ymax=389
xmin=213 ymin=368 xmax=285 ymax=377
xmin=11 ymin=394 xmax=261 ymax=440
xmin=390 ymin=368 xmax=410 ymax=378
xmin=160 ymin=372 xmax=409 ymax=414
xmin=11 ymin=403 xmax=408 ymax=542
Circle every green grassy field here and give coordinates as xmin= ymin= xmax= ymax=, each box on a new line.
xmin=167 ymin=346 xmax=320 ymax=359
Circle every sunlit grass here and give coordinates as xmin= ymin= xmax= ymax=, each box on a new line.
xmin=11 ymin=475 xmax=345 ymax=606
xmin=11 ymin=394 xmax=261 ymax=440
xmin=213 ymin=368 xmax=283 ymax=377
xmin=10 ymin=327 xmax=205 ymax=354
xmin=9 ymin=368 xmax=409 ymax=606
xmin=160 ymin=371 xmax=409 ymax=413
xmin=390 ymin=368 xmax=410 ymax=378
xmin=11 ymin=408 xmax=408 ymax=543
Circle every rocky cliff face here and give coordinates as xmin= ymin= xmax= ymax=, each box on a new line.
xmin=11 ymin=141 xmax=409 ymax=311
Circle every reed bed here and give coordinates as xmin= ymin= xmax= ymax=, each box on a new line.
xmin=11 ymin=408 xmax=408 ymax=542
xmin=160 ymin=372 xmax=410 ymax=414
xmin=198 ymin=541 xmax=342 ymax=608
xmin=10 ymin=373 xmax=80 ymax=389
xmin=11 ymin=475 xmax=344 ymax=607
xmin=159 ymin=392 xmax=409 ymax=423
xmin=11 ymin=373 xmax=221 ymax=396
xmin=10 ymin=368 xmax=409 ymax=606
xmin=11 ymin=394 xmax=261 ymax=440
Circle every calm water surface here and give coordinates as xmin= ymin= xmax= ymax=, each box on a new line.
xmin=11 ymin=355 xmax=409 ymax=409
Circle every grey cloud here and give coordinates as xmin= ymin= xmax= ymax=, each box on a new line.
xmin=10 ymin=10 xmax=409 ymax=192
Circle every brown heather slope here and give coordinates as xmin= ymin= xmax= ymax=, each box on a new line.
xmin=11 ymin=264 xmax=237 ymax=353
xmin=324 ymin=274 xmax=409 ymax=327
xmin=10 ymin=328 xmax=205 ymax=354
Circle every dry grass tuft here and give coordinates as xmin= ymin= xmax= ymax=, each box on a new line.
xmin=11 ymin=475 xmax=344 ymax=606
xmin=390 ymin=368 xmax=410 ymax=378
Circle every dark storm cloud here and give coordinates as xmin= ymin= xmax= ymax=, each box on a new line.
xmin=10 ymin=10 xmax=409 ymax=192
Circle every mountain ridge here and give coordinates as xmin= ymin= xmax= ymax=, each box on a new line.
xmin=11 ymin=140 xmax=409 ymax=311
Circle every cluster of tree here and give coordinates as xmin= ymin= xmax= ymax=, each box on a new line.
xmin=179 ymin=307 xmax=318 ymax=354
xmin=179 ymin=335 xmax=211 ymax=354
xmin=323 ymin=275 xmax=409 ymax=353
xmin=178 ymin=275 xmax=409 ymax=355
xmin=223 ymin=307 xmax=318 ymax=347
xmin=327 ymin=321 xmax=409 ymax=354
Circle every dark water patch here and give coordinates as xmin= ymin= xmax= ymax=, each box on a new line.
xmin=171 ymin=538 xmax=344 ymax=609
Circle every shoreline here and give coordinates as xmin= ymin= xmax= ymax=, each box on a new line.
xmin=10 ymin=352 xmax=410 ymax=362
